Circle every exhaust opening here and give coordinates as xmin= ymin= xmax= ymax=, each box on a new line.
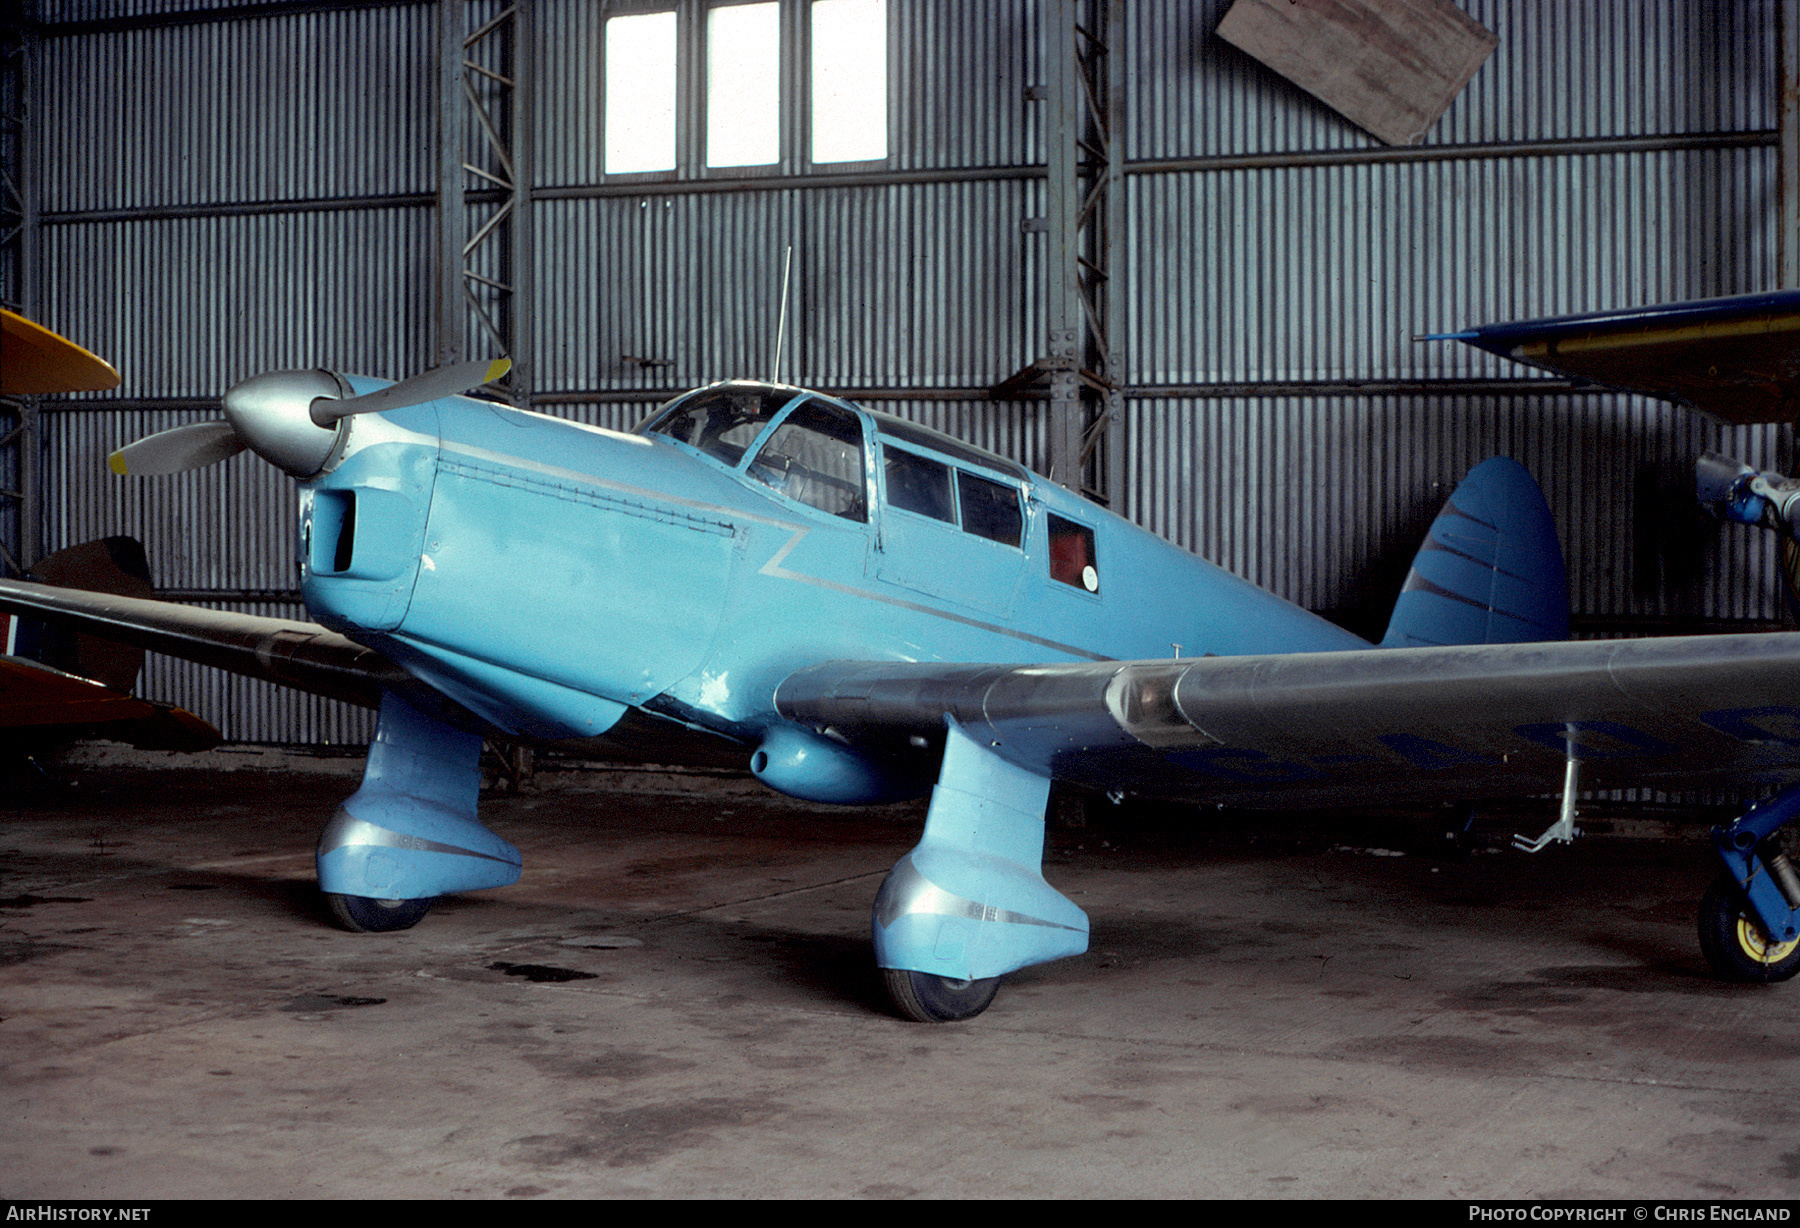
xmin=311 ymin=490 xmax=356 ymax=576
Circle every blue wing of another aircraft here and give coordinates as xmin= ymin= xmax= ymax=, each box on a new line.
xmin=1379 ymin=456 xmax=1570 ymax=648
xmin=1431 ymin=289 xmax=1800 ymax=425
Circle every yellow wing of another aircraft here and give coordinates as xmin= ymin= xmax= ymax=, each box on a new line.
xmin=2 ymin=308 xmax=121 ymax=395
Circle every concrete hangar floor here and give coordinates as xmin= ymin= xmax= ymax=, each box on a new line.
xmin=2 ymin=748 xmax=1796 ymax=1200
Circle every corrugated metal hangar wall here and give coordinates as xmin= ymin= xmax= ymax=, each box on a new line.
xmin=0 ymin=0 xmax=1790 ymax=746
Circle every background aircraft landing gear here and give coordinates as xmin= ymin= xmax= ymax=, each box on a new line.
xmin=1697 ymin=876 xmax=1800 ymax=983
xmin=883 ymin=968 xmax=1001 ymax=1022
xmin=1705 ymin=781 xmax=1800 ymax=984
xmin=327 ymin=893 xmax=434 ymax=934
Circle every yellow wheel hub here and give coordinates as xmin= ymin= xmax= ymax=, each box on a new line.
xmin=1735 ymin=915 xmax=1800 ymax=964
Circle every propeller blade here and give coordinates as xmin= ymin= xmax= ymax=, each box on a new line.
xmin=310 ymin=357 xmax=511 ymax=424
xmin=109 ymin=421 xmax=247 ymax=476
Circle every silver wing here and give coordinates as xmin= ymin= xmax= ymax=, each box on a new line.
xmin=776 ymin=634 xmax=1800 ymax=807
xmin=0 ymin=576 xmax=408 ymax=710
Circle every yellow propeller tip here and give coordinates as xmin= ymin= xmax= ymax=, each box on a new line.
xmin=107 ymin=450 xmax=129 ymax=476
xmin=484 ymin=357 xmax=511 ymax=384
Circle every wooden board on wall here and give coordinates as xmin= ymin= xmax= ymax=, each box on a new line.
xmin=1216 ymin=0 xmax=1497 ymax=146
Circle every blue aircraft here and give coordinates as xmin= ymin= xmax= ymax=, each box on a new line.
xmin=4 ymin=358 xmax=1800 ymax=1022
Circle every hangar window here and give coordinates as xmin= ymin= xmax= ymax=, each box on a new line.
xmin=707 ymin=3 xmax=781 ymax=167
xmin=811 ymin=0 xmax=888 ymax=163
xmin=604 ymin=11 xmax=679 ymax=174
xmin=603 ymin=1 xmax=887 ymax=175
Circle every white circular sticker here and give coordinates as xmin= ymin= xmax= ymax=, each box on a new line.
xmin=1082 ymin=564 xmax=1098 ymax=592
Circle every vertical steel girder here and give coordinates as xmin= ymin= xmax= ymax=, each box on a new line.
xmin=1043 ymin=0 xmax=1124 ymax=506
xmin=439 ymin=0 xmax=531 ymax=403
xmin=0 ymin=404 xmax=31 ymax=576
xmin=436 ymin=1 xmax=535 ymax=776
xmin=0 ymin=17 xmax=33 ymax=572
xmin=1782 ymin=0 xmax=1800 ymax=290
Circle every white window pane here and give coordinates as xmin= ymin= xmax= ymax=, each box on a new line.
xmin=812 ymin=0 xmax=886 ymax=163
xmin=708 ymin=3 xmax=781 ymax=167
xmin=606 ymin=13 xmax=677 ymax=173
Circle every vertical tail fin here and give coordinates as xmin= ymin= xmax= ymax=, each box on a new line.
xmin=1380 ymin=458 xmax=1569 ymax=648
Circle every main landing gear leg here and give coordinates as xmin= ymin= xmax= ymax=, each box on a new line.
xmin=872 ymin=719 xmax=1088 ymax=1022
xmin=317 ymin=689 xmax=522 ymax=932
xmin=1701 ymin=780 xmax=1800 ymax=983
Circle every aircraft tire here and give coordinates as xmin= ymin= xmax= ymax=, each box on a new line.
xmin=327 ymin=892 xmax=433 ymax=934
xmin=882 ymin=968 xmax=1000 ymax=1022
xmin=1697 ymin=876 xmax=1800 ymax=983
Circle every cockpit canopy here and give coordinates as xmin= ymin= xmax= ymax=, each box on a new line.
xmin=642 ymin=383 xmax=868 ymax=521
xmin=641 ymin=383 xmax=795 ymax=468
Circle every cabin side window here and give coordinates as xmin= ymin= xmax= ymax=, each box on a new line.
xmin=747 ymin=399 xmax=869 ymax=521
xmin=883 ymin=446 xmax=954 ymax=523
xmin=1048 ymin=514 xmax=1098 ymax=593
xmin=883 ymin=442 xmax=1026 ymax=549
xmin=959 ymin=471 xmax=1023 ymax=547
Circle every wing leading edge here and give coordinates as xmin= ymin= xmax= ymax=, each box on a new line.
xmin=776 ymin=634 xmax=1800 ymax=808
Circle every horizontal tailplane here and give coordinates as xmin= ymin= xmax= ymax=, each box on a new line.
xmin=1381 ymin=457 xmax=1569 ymax=648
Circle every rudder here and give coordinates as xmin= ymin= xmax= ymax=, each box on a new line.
xmin=1380 ymin=457 xmax=1569 ymax=648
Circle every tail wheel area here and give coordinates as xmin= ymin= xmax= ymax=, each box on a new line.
xmin=1698 ymin=876 xmax=1800 ymax=983
xmin=883 ymin=969 xmax=1001 ymax=1022
xmin=327 ymin=892 xmax=433 ymax=934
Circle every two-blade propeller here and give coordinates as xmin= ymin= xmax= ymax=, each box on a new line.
xmin=109 ymin=357 xmax=511 ymax=478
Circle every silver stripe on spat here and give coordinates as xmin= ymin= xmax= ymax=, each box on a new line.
xmin=873 ymin=854 xmax=1080 ymax=932
xmin=317 ymin=808 xmax=516 ymax=865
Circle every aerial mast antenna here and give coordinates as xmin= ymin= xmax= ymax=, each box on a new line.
xmin=770 ymin=244 xmax=793 ymax=383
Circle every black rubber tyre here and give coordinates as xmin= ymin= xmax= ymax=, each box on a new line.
xmin=327 ymin=892 xmax=434 ymax=934
xmin=1698 ymin=876 xmax=1800 ymax=984
xmin=882 ymin=968 xmax=1001 ymax=1022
